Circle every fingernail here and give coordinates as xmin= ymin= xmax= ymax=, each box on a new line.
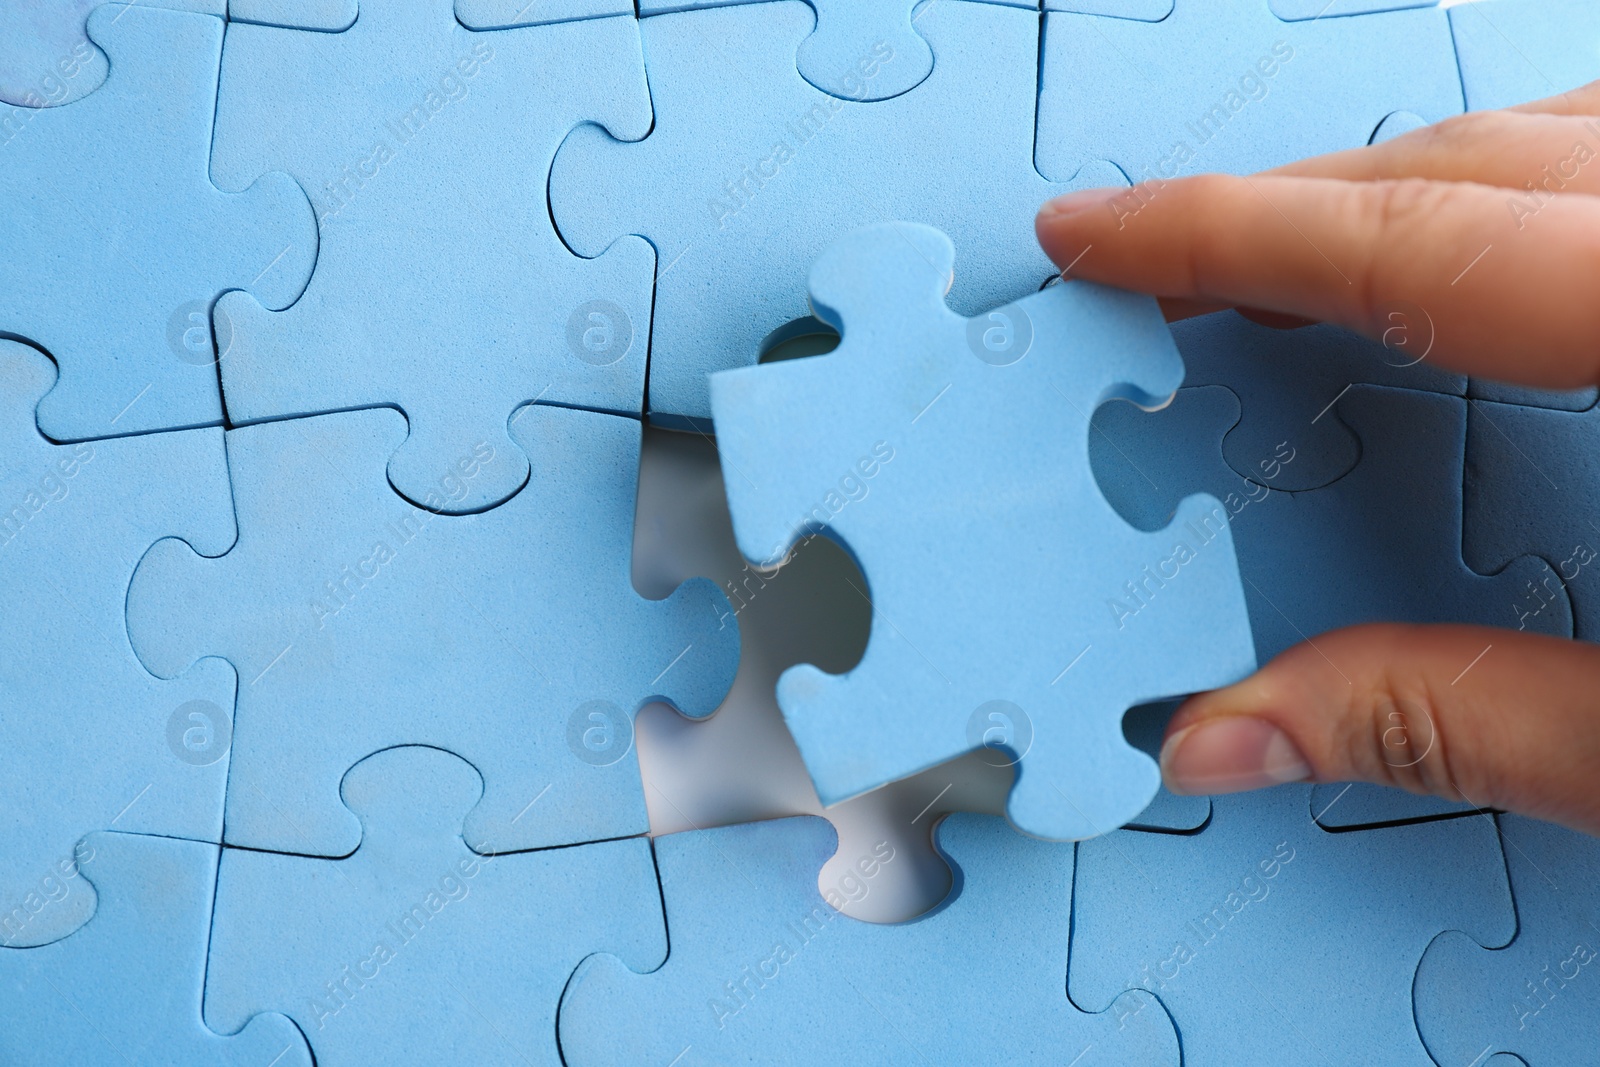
xmin=1160 ymin=716 xmax=1312 ymax=796
xmin=1038 ymin=187 xmax=1122 ymax=220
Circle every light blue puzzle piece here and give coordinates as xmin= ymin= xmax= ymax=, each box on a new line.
xmin=0 ymin=5 xmax=316 ymax=442
xmin=632 ymin=0 xmax=1034 ymax=101
xmin=0 ymin=341 xmax=236 ymax=949
xmin=1037 ymin=0 xmax=1462 ymax=183
xmin=1091 ymin=380 xmax=1573 ymax=658
xmin=207 ymin=746 xmax=665 ymax=1066
xmin=710 ymin=223 xmax=1255 ymax=841
xmin=1450 ymin=0 xmax=1600 ymax=112
xmin=1415 ymin=815 xmax=1600 ymax=1067
xmin=460 ymin=0 xmax=665 ymax=30
xmin=1091 ymin=381 xmax=1571 ymax=828
xmin=0 ymin=0 xmax=222 ymax=108
xmin=1044 ymin=0 xmax=1428 ymax=17
xmin=211 ymin=3 xmax=654 ymax=513
xmin=1464 ymin=398 xmax=1600 ymax=641
xmin=126 ymin=404 xmax=739 ymax=858
xmin=0 ymin=831 xmax=311 ymax=1066
xmin=1174 ymin=312 xmax=1465 ymax=492
xmin=560 ymin=813 xmax=1180 ymax=1066
xmin=1071 ymin=785 xmax=1514 ymax=1066
xmin=1308 ymin=780 xmax=1488 ymax=830
xmin=550 ymin=0 xmax=1124 ymax=425
xmin=228 ymin=0 xmax=358 ymax=30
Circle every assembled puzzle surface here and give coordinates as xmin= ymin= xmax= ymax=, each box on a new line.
xmin=3 ymin=1 xmax=1599 ymax=1064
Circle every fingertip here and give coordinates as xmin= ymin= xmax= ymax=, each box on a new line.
xmin=1158 ymin=714 xmax=1314 ymax=797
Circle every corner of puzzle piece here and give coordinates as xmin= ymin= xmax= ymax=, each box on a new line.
xmin=560 ymin=813 xmax=1180 ymax=1066
xmin=0 ymin=830 xmax=311 ymax=1066
xmin=205 ymin=745 xmax=666 ymax=1064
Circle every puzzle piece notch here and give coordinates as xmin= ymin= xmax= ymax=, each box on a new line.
xmin=1071 ymin=785 xmax=1514 ymax=1065
xmin=551 ymin=0 xmax=1126 ymax=424
xmin=560 ymin=814 xmax=1179 ymax=1066
xmin=711 ymin=222 xmax=1256 ymax=841
xmin=1090 ymin=383 xmax=1571 ymax=828
xmin=1450 ymin=0 xmax=1600 ymax=112
xmin=1414 ymin=815 xmax=1600 ymax=1066
xmin=211 ymin=1 xmax=654 ymax=513
xmin=0 ymin=0 xmax=222 ymax=108
xmin=632 ymin=0 xmax=1013 ymax=101
xmin=0 ymin=832 xmax=311 ymax=1066
xmin=1172 ymin=311 xmax=1465 ymax=493
xmin=1037 ymin=1 xmax=1462 ymax=184
xmin=127 ymin=403 xmax=739 ymax=858
xmin=1464 ymin=397 xmax=1600 ymax=641
xmin=0 ymin=5 xmax=317 ymax=442
xmin=0 ymin=340 xmax=237 ymax=948
xmin=207 ymin=745 xmax=665 ymax=1065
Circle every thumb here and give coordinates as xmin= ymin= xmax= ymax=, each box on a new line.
xmin=1159 ymin=624 xmax=1600 ymax=836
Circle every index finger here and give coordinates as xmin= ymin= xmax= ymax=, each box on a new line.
xmin=1035 ymin=172 xmax=1600 ymax=388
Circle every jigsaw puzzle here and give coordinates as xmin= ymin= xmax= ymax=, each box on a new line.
xmin=631 ymin=0 xmax=1036 ymax=101
xmin=0 ymin=340 xmax=236 ymax=949
xmin=0 ymin=831 xmax=312 ymax=1066
xmin=0 ymin=0 xmax=221 ymax=107
xmin=0 ymin=4 xmax=316 ymax=442
xmin=1464 ymin=397 xmax=1600 ymax=641
xmin=209 ymin=2 xmax=654 ymax=513
xmin=1090 ymin=379 xmax=1571 ymax=827
xmin=125 ymin=404 xmax=739 ymax=858
xmin=710 ymin=223 xmax=1256 ymax=841
xmin=549 ymin=0 xmax=1123 ymax=424
xmin=1036 ymin=0 xmax=1463 ymax=183
xmin=1414 ymin=814 xmax=1600 ymax=1067
xmin=560 ymin=814 xmax=1178 ymax=1066
xmin=8 ymin=0 xmax=1600 ymax=1062
xmin=206 ymin=746 xmax=665 ymax=1066
xmin=1070 ymin=785 xmax=1515 ymax=1065
xmin=1171 ymin=312 xmax=1465 ymax=492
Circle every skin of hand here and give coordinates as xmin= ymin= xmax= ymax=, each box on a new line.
xmin=1035 ymin=81 xmax=1600 ymax=836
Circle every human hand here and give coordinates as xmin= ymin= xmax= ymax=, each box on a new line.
xmin=1035 ymin=82 xmax=1600 ymax=835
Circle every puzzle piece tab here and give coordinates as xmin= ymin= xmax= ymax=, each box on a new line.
xmin=1174 ymin=311 xmax=1464 ymax=492
xmin=551 ymin=0 xmax=1121 ymax=424
xmin=711 ymin=223 xmax=1256 ymax=841
xmin=1071 ymin=786 xmax=1514 ymax=1066
xmin=0 ymin=340 xmax=235 ymax=949
xmin=1037 ymin=0 xmax=1463 ymax=183
xmin=0 ymin=0 xmax=222 ymax=108
xmin=1464 ymin=397 xmax=1600 ymax=641
xmin=633 ymin=0 xmax=1034 ymax=101
xmin=1450 ymin=0 xmax=1600 ymax=112
xmin=0 ymin=5 xmax=316 ymax=442
xmin=560 ymin=814 xmax=1179 ymax=1066
xmin=0 ymin=832 xmax=311 ymax=1066
xmin=207 ymin=746 xmax=665 ymax=1066
xmin=126 ymin=404 xmax=738 ymax=858
xmin=211 ymin=3 xmax=654 ymax=513
xmin=1415 ymin=815 xmax=1600 ymax=1067
xmin=1091 ymin=381 xmax=1571 ymax=827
